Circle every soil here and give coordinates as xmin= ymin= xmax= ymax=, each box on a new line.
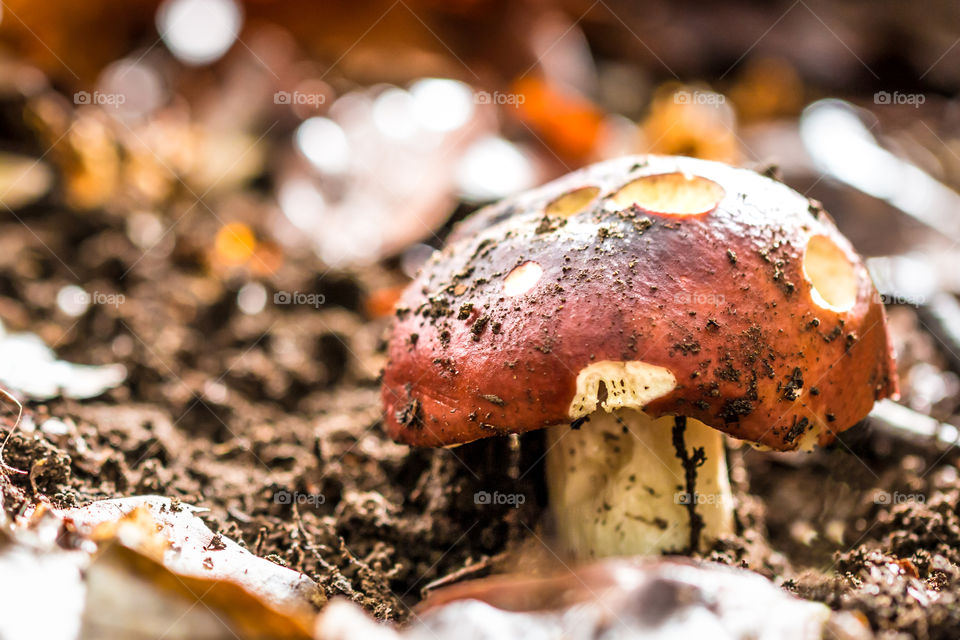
xmin=2 ymin=201 xmax=960 ymax=638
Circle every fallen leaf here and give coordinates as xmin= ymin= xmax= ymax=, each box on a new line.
xmin=0 ymin=324 xmax=126 ymax=400
xmin=0 ymin=152 xmax=53 ymax=210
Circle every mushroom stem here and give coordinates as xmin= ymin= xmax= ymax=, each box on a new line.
xmin=545 ymin=408 xmax=734 ymax=558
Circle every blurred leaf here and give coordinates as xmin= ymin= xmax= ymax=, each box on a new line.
xmin=0 ymin=153 xmax=52 ymax=211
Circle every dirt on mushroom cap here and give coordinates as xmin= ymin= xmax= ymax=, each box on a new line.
xmin=382 ymin=155 xmax=897 ymax=450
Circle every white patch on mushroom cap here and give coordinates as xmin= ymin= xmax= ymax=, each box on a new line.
xmin=568 ymin=360 xmax=677 ymax=419
xmin=796 ymin=420 xmax=825 ymax=451
xmin=608 ymin=172 xmax=725 ymax=216
xmin=544 ymin=186 xmax=600 ymax=218
xmin=803 ymin=235 xmax=857 ymax=312
xmin=503 ymin=261 xmax=543 ymax=296
xmin=744 ymin=414 xmax=826 ymax=452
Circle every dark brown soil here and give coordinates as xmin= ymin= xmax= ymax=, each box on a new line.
xmin=0 ymin=203 xmax=546 ymax=621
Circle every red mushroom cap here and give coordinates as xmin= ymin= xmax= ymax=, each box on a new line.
xmin=382 ymin=155 xmax=898 ymax=451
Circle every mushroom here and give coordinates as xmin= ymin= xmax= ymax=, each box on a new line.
xmin=382 ymin=155 xmax=897 ymax=558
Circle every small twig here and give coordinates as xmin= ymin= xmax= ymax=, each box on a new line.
xmin=672 ymin=416 xmax=706 ymax=554
xmin=421 ymin=552 xmax=503 ymax=596
xmin=0 ymin=386 xmax=26 ymax=476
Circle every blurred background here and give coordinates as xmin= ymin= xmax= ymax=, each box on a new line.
xmin=4 ymin=1 xmax=960 ymax=284
xmin=4 ymin=0 xmax=960 ymax=625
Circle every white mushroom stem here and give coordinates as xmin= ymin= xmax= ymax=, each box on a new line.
xmin=545 ymin=408 xmax=735 ymax=558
